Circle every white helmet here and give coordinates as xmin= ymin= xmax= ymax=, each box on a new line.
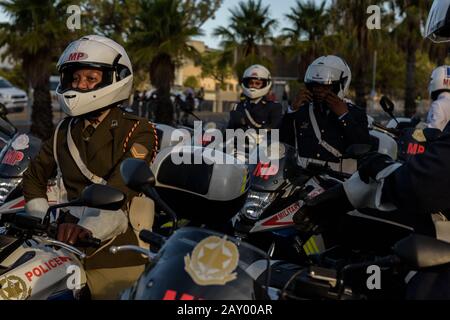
xmin=428 ymin=65 xmax=450 ymax=99
xmin=304 ymin=55 xmax=351 ymax=99
xmin=56 ymin=35 xmax=133 ymax=117
xmin=241 ymin=64 xmax=272 ymax=100
xmin=424 ymin=0 xmax=450 ymax=43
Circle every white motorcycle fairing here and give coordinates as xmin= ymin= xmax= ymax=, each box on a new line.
xmin=0 ymin=236 xmax=86 ymax=300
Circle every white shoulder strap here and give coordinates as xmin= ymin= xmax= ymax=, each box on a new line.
xmin=308 ymin=103 xmax=342 ymax=158
xmin=244 ymin=109 xmax=262 ymax=129
xmin=53 ymin=119 xmax=68 ymax=205
xmin=66 ymin=118 xmax=107 ymax=185
xmin=53 ymin=119 xmax=66 ymax=168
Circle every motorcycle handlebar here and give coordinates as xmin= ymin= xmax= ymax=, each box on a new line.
xmin=372 ymin=122 xmax=400 ymax=137
xmin=76 ymin=236 xmax=101 ymax=248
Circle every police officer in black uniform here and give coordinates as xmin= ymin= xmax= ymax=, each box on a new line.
xmin=280 ymin=55 xmax=371 ymax=169
xmin=298 ymin=2 xmax=450 ymax=236
xmin=228 ymin=64 xmax=282 ymax=131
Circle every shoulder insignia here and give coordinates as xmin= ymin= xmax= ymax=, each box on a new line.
xmin=130 ymin=143 xmax=149 ymax=159
xmin=121 ymin=111 xmax=142 ymax=121
xmin=412 ymin=129 xmax=426 ymax=143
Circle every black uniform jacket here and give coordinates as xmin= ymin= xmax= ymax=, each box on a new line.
xmin=279 ymin=102 xmax=371 ymax=163
xmin=227 ymin=97 xmax=283 ymax=130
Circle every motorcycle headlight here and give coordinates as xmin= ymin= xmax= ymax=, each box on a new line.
xmin=239 ymin=190 xmax=277 ymax=220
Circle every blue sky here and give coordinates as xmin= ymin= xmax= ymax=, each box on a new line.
xmin=196 ymin=0 xmax=314 ymax=49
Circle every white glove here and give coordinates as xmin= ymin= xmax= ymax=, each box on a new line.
xmin=77 ymin=207 xmax=128 ymax=242
xmin=24 ymin=198 xmax=49 ymax=219
xmin=343 ymin=163 xmax=402 ymax=211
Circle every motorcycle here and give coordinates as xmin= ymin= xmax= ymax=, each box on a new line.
xmin=0 ymin=184 xmax=122 ymax=300
xmin=230 ymin=142 xmax=353 ymax=263
xmin=229 ymin=126 xmax=401 ymax=260
xmin=113 ymin=157 xmax=276 ymax=300
xmin=113 ymin=158 xmax=447 ymax=300
xmin=265 ymin=233 xmax=450 ymax=300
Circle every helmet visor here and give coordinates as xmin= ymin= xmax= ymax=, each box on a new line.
xmin=57 ymin=63 xmax=114 ymax=94
xmin=242 ymin=77 xmax=270 ymax=89
xmin=305 ymin=65 xmax=345 ymax=85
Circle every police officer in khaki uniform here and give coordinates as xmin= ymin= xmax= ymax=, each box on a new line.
xmin=23 ymin=35 xmax=157 ymax=299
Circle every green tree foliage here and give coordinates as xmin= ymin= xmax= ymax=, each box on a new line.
xmin=213 ymin=0 xmax=277 ymax=77
xmin=0 ymin=0 xmax=84 ymax=139
xmin=183 ymin=75 xmax=200 ymax=89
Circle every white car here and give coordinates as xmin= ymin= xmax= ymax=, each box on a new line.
xmin=0 ymin=77 xmax=28 ymax=113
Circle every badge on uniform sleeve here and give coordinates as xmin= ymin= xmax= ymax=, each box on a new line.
xmin=130 ymin=143 xmax=148 ymax=159
xmin=412 ymin=129 xmax=426 ymax=143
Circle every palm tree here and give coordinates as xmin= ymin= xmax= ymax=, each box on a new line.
xmin=0 ymin=0 xmax=81 ymax=140
xmin=392 ymin=0 xmax=430 ymax=116
xmin=284 ymin=0 xmax=329 ymax=43
xmin=213 ymin=0 xmax=277 ymax=77
xmin=329 ymin=0 xmax=390 ymax=109
xmin=128 ymin=0 xmax=221 ymax=125
xmin=283 ymin=0 xmax=331 ymax=79
xmin=87 ymin=0 xmax=139 ymax=45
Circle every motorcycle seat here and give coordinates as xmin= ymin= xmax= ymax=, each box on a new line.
xmin=393 ymin=234 xmax=450 ymax=269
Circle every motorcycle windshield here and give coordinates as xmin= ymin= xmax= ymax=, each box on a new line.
xmin=0 ymin=134 xmax=41 ymax=178
xmin=131 ymin=227 xmax=271 ymax=300
xmin=248 ymin=142 xmax=302 ymax=192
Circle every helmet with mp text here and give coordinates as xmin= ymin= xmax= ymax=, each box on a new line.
xmin=429 ymin=65 xmax=450 ymax=100
xmin=55 ymin=35 xmax=133 ymax=117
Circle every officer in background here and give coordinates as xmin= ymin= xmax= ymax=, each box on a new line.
xmin=280 ymin=55 xmax=371 ymax=172
xmin=23 ymin=35 xmax=158 ymax=299
xmin=426 ymin=65 xmax=450 ymax=131
xmin=228 ymin=64 xmax=282 ymax=131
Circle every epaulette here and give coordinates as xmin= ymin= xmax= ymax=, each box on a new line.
xmin=121 ymin=111 xmax=145 ymax=122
